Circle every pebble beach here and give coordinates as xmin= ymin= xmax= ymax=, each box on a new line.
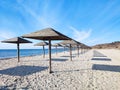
xmin=0 ymin=49 xmax=120 ymax=90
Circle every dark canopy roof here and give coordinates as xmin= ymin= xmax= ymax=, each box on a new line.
xmin=1 ymin=37 xmax=32 ymax=44
xmin=22 ymin=28 xmax=72 ymax=40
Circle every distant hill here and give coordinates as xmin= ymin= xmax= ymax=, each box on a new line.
xmin=92 ymin=41 xmax=120 ymax=49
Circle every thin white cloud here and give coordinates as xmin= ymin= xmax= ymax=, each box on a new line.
xmin=0 ymin=43 xmax=36 ymax=49
xmin=68 ymin=26 xmax=108 ymax=46
xmin=17 ymin=1 xmax=59 ymax=28
xmin=69 ymin=26 xmax=92 ymax=42
xmin=0 ymin=30 xmax=16 ymax=40
xmin=0 ymin=30 xmax=16 ymax=49
xmin=83 ymin=31 xmax=115 ymax=46
xmin=0 ymin=43 xmax=16 ymax=49
xmin=84 ymin=38 xmax=103 ymax=46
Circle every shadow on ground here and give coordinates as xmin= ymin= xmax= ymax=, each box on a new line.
xmin=0 ymin=65 xmax=48 ymax=76
xmin=60 ymin=56 xmax=76 ymax=58
xmin=52 ymin=58 xmax=68 ymax=62
xmin=0 ymin=86 xmax=9 ymax=90
xmin=91 ymin=57 xmax=111 ymax=61
xmin=93 ymin=50 xmax=107 ymax=57
xmin=54 ymin=68 xmax=91 ymax=73
xmin=0 ymin=85 xmax=30 ymax=90
xmin=92 ymin=50 xmax=111 ymax=61
xmin=92 ymin=64 xmax=120 ymax=72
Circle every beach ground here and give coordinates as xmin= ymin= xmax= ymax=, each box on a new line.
xmin=0 ymin=49 xmax=120 ymax=90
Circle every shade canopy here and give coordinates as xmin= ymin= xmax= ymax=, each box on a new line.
xmin=80 ymin=43 xmax=90 ymax=48
xmin=34 ymin=41 xmax=48 ymax=46
xmin=60 ymin=40 xmax=81 ymax=45
xmin=22 ymin=28 xmax=71 ymax=73
xmin=52 ymin=43 xmax=63 ymax=55
xmin=59 ymin=40 xmax=82 ymax=60
xmin=22 ymin=28 xmax=72 ymax=40
xmin=1 ymin=37 xmax=32 ymax=62
xmin=1 ymin=37 xmax=32 ymax=44
xmin=52 ymin=43 xmax=62 ymax=47
xmin=34 ymin=41 xmax=48 ymax=58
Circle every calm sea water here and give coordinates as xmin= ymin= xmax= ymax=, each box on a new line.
xmin=0 ymin=48 xmax=66 ymax=59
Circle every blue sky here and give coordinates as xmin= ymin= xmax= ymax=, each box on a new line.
xmin=0 ymin=0 xmax=120 ymax=49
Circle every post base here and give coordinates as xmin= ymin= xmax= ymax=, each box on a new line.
xmin=49 ymin=71 xmax=54 ymax=74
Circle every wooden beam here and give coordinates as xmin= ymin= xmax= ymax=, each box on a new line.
xmin=64 ymin=46 xmax=65 ymax=53
xmin=49 ymin=39 xmax=52 ymax=73
xmin=56 ymin=46 xmax=57 ymax=55
xmin=17 ymin=43 xmax=20 ymax=62
xmin=43 ymin=45 xmax=45 ymax=58
xmin=77 ymin=45 xmax=79 ymax=57
xmin=70 ymin=44 xmax=72 ymax=61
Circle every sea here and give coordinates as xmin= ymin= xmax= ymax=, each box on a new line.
xmin=0 ymin=48 xmax=68 ymax=59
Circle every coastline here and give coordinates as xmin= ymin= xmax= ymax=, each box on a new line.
xmin=0 ymin=49 xmax=120 ymax=90
xmin=0 ymin=48 xmax=66 ymax=60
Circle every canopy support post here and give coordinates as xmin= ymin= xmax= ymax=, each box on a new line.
xmin=43 ymin=45 xmax=45 ymax=58
xmin=70 ymin=44 xmax=72 ymax=61
xmin=49 ymin=39 xmax=52 ymax=73
xmin=17 ymin=43 xmax=20 ymax=62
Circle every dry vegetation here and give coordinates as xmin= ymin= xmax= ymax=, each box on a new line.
xmin=92 ymin=41 xmax=120 ymax=49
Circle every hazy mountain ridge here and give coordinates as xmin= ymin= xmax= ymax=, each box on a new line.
xmin=92 ymin=41 xmax=120 ymax=49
